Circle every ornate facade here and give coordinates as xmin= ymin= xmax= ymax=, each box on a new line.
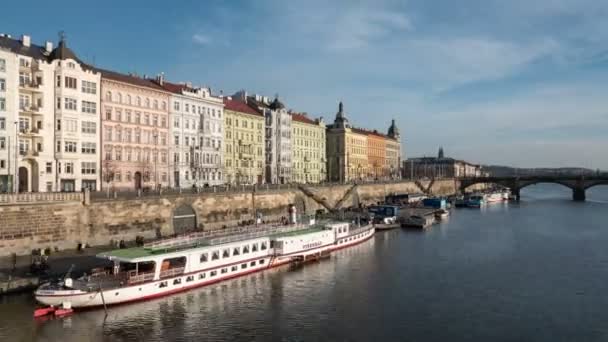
xmin=291 ymin=113 xmax=326 ymax=183
xmin=99 ymin=69 xmax=170 ymax=190
xmin=0 ymin=34 xmax=101 ymax=192
xmin=159 ymin=77 xmax=224 ymax=188
xmin=223 ymin=96 xmax=265 ymax=185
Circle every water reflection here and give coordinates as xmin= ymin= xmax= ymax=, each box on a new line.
xmin=3 ymin=186 xmax=608 ymax=341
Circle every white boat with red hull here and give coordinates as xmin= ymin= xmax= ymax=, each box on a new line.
xmin=35 ymin=218 xmax=374 ymax=309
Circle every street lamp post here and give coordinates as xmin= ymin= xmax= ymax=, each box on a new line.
xmin=14 ymin=121 xmax=19 ymax=194
xmin=153 ymin=132 xmax=158 ymax=190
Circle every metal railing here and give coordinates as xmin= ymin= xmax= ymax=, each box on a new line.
xmin=159 ymin=267 xmax=185 ymax=279
xmin=0 ymin=192 xmax=83 ymax=204
xmin=145 ymin=215 xmax=317 ymax=251
xmin=127 ymin=271 xmax=155 ymax=284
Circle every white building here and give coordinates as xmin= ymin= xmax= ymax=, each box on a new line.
xmin=158 ymin=77 xmax=224 ymax=188
xmin=0 ymin=33 xmax=100 ymax=192
xmin=247 ymin=95 xmax=292 ymax=184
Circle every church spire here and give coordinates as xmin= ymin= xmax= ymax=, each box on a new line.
xmin=438 ymin=146 xmax=445 ymax=159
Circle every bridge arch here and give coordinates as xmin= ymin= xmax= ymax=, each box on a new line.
xmin=517 ymin=180 xmax=575 ymax=191
xmin=584 ymin=180 xmax=608 ymax=190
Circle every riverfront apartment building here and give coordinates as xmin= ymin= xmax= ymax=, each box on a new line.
xmin=157 ymin=77 xmax=224 ymax=188
xmin=0 ymin=34 xmax=101 ymax=192
xmin=403 ymin=148 xmax=484 ymax=179
xmin=223 ymin=96 xmax=265 ymax=185
xmin=326 ymin=102 xmax=402 ymax=182
xmin=99 ymin=69 xmax=170 ymax=190
xmin=248 ymin=95 xmax=292 ymax=184
xmin=290 ymin=112 xmax=326 ymax=183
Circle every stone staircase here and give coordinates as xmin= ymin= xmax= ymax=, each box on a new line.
xmin=297 ymin=185 xmax=333 ymax=212
xmin=333 ymin=184 xmax=358 ymax=210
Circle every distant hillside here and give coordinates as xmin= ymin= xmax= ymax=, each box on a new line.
xmin=483 ymin=165 xmax=601 ymax=177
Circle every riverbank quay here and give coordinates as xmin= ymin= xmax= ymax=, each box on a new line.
xmin=0 ymin=179 xmax=487 ymax=259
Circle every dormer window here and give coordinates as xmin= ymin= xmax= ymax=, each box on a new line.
xmin=67 ymin=62 xmax=75 ymax=69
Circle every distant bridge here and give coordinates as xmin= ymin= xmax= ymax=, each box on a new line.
xmin=459 ymin=176 xmax=608 ymax=201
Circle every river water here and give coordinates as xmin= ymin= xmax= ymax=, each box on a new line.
xmin=1 ymin=184 xmax=608 ymax=342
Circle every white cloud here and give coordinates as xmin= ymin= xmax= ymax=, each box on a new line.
xmin=192 ymin=33 xmax=212 ymax=45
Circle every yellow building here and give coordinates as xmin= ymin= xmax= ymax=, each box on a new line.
xmin=327 ymin=102 xmax=369 ymax=182
xmin=223 ymin=98 xmax=265 ymax=184
xmin=327 ymin=102 xmax=401 ymax=182
xmin=291 ymin=113 xmax=326 ymax=183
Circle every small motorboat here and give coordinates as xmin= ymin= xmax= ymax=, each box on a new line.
xmin=435 ymin=209 xmax=449 ymax=220
xmin=374 ymin=216 xmax=401 ymax=230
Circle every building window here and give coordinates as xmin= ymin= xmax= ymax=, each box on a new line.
xmin=81 ymin=81 xmax=96 ymax=94
xmin=64 ymin=98 xmax=77 ymax=111
xmin=81 ymin=142 xmax=96 ymax=154
xmin=81 ymin=162 xmax=96 ymax=174
xmin=64 ymin=76 xmax=77 ymax=89
xmin=65 ymin=162 xmax=74 ymax=174
xmin=82 ymin=121 xmax=96 ymax=134
xmin=0 ymin=98 xmax=4 ymax=111
xmin=0 ymin=137 xmax=4 ymax=149
xmin=64 ymin=141 xmax=77 ymax=153
xmin=0 ymin=79 xmax=5 ymax=92
xmin=46 ymin=162 xmax=52 ymax=173
xmin=82 ymin=101 xmax=96 ymax=114
xmin=0 ymin=59 xmax=5 ymax=72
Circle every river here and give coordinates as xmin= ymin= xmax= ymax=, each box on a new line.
xmin=1 ymin=184 xmax=608 ymax=342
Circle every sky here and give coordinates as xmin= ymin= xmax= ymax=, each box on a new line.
xmin=3 ymin=0 xmax=607 ymax=169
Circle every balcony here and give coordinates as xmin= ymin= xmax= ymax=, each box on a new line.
xmin=19 ymin=105 xmax=43 ymax=115
xmin=18 ymin=127 xmax=42 ymax=136
xmin=19 ymin=80 xmax=43 ymax=93
xmin=20 ymin=149 xmax=39 ymax=159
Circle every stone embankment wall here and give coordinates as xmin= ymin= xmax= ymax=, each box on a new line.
xmin=0 ymin=180 xmax=464 ymax=257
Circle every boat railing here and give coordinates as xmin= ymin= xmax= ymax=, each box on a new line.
xmin=127 ymin=271 xmax=156 ymax=284
xmin=348 ymin=224 xmax=373 ymax=236
xmin=146 ymin=218 xmax=319 ymax=251
xmin=159 ymin=267 xmax=185 ymax=279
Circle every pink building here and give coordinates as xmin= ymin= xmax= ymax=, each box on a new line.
xmin=99 ymin=70 xmax=170 ymax=190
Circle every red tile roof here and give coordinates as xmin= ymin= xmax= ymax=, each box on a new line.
xmin=223 ymin=98 xmax=263 ymax=117
xmin=291 ymin=113 xmax=318 ymax=125
xmin=97 ymin=68 xmax=168 ymax=92
xmin=158 ymin=80 xmax=195 ymax=94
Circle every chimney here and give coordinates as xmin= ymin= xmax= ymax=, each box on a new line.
xmin=45 ymin=41 xmax=53 ymax=53
xmin=22 ymin=35 xmax=31 ymax=47
xmin=186 ymin=81 xmax=192 ymax=88
xmin=156 ymin=72 xmax=164 ymax=86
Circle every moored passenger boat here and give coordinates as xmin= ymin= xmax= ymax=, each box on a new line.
xmin=35 ymin=218 xmax=374 ymax=309
xmin=466 ymin=195 xmax=485 ymax=208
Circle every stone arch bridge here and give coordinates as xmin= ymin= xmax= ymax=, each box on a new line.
xmin=459 ymin=176 xmax=608 ymax=201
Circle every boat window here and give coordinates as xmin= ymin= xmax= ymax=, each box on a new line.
xmin=199 ymin=273 xmax=206 ymax=279
xmin=250 ymin=261 xmax=256 ymax=267
xmin=186 ymin=276 xmax=194 ymax=282
xmin=174 ymin=278 xmax=182 ymax=285
xmin=159 ymin=281 xmax=168 ymax=288
xmin=261 ymin=242 xmax=267 ymax=250
xmin=210 ymin=270 xmax=217 ymax=277
xmin=241 ymin=263 xmax=247 ymax=269
xmin=252 ymin=243 xmax=258 ymax=252
xmin=222 ymin=249 xmax=230 ymax=258
xmin=200 ymin=253 xmax=208 ymax=263
xmin=221 ymin=268 xmax=228 ymax=274
xmin=243 ymin=245 xmax=249 ymax=254
xmin=231 ymin=266 xmax=238 ymax=272
xmin=270 ymin=241 xmax=275 ymax=248
xmin=233 ymin=247 xmax=240 ymax=256
xmin=212 ymin=251 xmax=220 ymax=260
xmin=259 ymin=259 xmax=265 ymax=264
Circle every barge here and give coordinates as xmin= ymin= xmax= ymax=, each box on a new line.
xmin=35 ymin=218 xmax=374 ymax=309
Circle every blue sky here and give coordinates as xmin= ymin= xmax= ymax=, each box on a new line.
xmin=3 ymin=0 xmax=608 ymax=169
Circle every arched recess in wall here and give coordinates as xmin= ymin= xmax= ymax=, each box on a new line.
xmin=172 ymin=204 xmax=197 ymax=235
xmin=350 ymin=191 xmax=361 ymax=209
xmin=293 ymin=195 xmax=307 ymax=216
